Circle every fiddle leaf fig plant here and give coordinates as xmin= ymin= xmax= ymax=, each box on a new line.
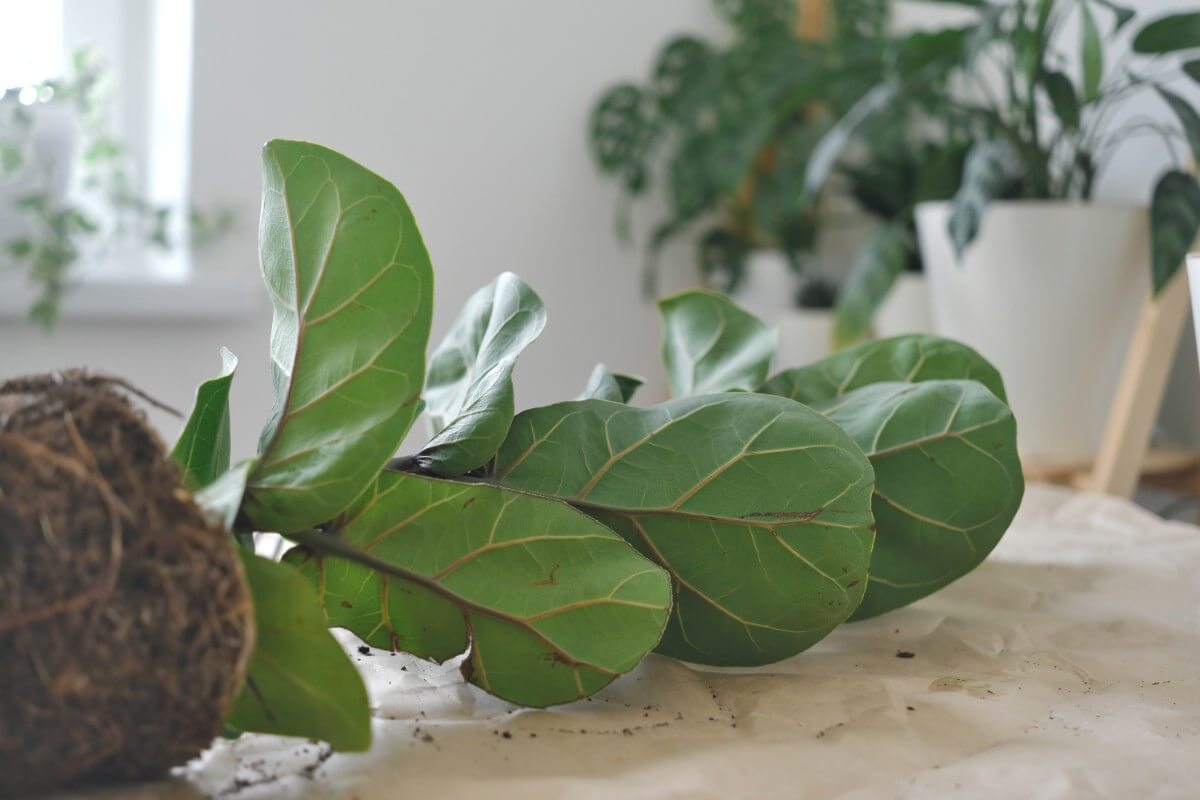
xmin=492 ymin=393 xmax=876 ymax=666
xmin=165 ymin=140 xmax=1022 ymax=756
xmin=414 ymin=271 xmax=546 ymax=476
xmin=655 ymin=291 xmax=1022 ymax=619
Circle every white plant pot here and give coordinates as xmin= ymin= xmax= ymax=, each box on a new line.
xmin=917 ymin=201 xmax=1148 ymax=464
xmin=728 ymin=250 xmax=835 ymax=367
xmin=775 ymin=307 xmax=835 ymax=369
xmin=731 ymin=250 xmax=797 ymax=320
xmin=874 ymin=271 xmax=933 ymax=339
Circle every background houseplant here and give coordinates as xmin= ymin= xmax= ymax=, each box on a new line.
xmin=3 ymin=140 xmax=1024 ymax=794
xmin=812 ymin=1 xmax=1200 ymax=462
xmin=586 ymin=0 xmax=890 ymax=350
xmin=0 ymin=49 xmax=233 ymax=328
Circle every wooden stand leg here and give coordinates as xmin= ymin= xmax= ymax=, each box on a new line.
xmin=1084 ymin=268 xmax=1192 ymax=498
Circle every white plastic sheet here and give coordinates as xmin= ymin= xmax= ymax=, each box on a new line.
xmin=57 ymin=486 xmax=1200 ymax=799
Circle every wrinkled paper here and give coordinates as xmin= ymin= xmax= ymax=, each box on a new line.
xmin=55 ymin=486 xmax=1200 ymax=800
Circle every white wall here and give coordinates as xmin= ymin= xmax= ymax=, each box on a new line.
xmin=1 ymin=0 xmax=721 ymax=458
xmin=3 ymin=0 xmax=1199 ymax=458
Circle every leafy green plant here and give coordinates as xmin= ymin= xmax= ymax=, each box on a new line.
xmin=169 ymin=140 xmax=1022 ymax=751
xmin=587 ymin=0 xmax=889 ymax=301
xmin=809 ymin=2 xmax=1200 ymax=295
xmin=830 ymin=128 xmax=971 ymax=347
xmin=0 ymin=49 xmax=234 ymax=328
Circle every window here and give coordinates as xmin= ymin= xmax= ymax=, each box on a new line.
xmin=2 ymin=0 xmax=195 ymax=282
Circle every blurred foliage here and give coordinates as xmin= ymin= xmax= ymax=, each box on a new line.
xmin=0 ymin=49 xmax=234 ymax=329
xmin=588 ymin=0 xmax=891 ymax=305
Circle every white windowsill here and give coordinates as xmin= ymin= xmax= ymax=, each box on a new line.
xmin=0 ymin=268 xmax=264 ymax=322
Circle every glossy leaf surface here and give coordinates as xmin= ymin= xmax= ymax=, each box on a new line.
xmin=659 ymin=290 xmax=777 ymax=398
xmin=418 ymin=273 xmax=546 ymax=476
xmin=226 ymin=552 xmax=371 ymax=752
xmin=171 ymin=347 xmax=237 ymax=489
xmin=811 ymin=381 xmax=1023 ymax=619
xmin=763 ymin=334 xmax=1006 ymax=404
xmin=287 ymin=473 xmax=671 ymax=707
xmin=245 ymin=139 xmax=433 ymax=533
xmin=579 ymin=364 xmax=643 ymax=403
xmin=493 ymin=394 xmax=876 ymax=666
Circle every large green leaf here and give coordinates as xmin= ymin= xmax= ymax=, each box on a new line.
xmin=762 ymin=334 xmax=1007 ymax=404
xmin=810 ymin=381 xmax=1023 ymax=619
xmin=659 ymin=290 xmax=777 ymax=398
xmin=492 ymin=394 xmax=876 ymax=667
xmin=1151 ymin=171 xmax=1200 ymax=294
xmin=225 ymin=552 xmax=371 ymax=752
xmin=416 ymin=273 xmax=546 ymax=476
xmin=171 ymin=347 xmax=237 ymax=489
xmin=1042 ymin=71 xmax=1080 ymax=130
xmin=1184 ymin=60 xmax=1200 ymax=85
xmin=195 ymin=459 xmax=258 ymax=531
xmin=833 ymin=223 xmax=913 ymax=349
xmin=578 ymin=364 xmax=643 ymax=403
xmin=1080 ymin=1 xmax=1104 ymax=102
xmin=1157 ymin=87 xmax=1200 ymax=164
xmin=244 ymin=139 xmax=433 ymax=533
xmin=285 ymin=473 xmax=670 ymax=707
xmin=1132 ymin=12 xmax=1200 ymax=54
xmin=947 ymin=139 xmax=1023 ymax=258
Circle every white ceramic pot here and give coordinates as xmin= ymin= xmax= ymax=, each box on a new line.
xmin=917 ymin=201 xmax=1148 ymax=464
xmin=775 ymin=307 xmax=835 ymax=369
xmin=731 ymin=250 xmax=797 ymax=320
xmin=873 ymin=271 xmax=933 ymax=339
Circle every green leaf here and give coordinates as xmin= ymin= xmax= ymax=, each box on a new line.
xmin=1132 ymin=12 xmax=1200 ymax=54
xmin=1043 ymin=71 xmax=1080 ymax=130
xmin=589 ymin=84 xmax=658 ymax=194
xmin=226 ymin=552 xmax=371 ymax=752
xmin=809 ymin=381 xmax=1023 ymax=619
xmin=1151 ymin=171 xmax=1200 ymax=294
xmin=285 ymin=473 xmax=670 ymax=707
xmin=1080 ymin=2 xmax=1104 ymax=102
xmin=761 ymin=333 xmax=1007 ymax=404
xmin=171 ymin=348 xmax=237 ymax=489
xmin=948 ymin=139 xmax=1023 ymax=258
xmin=0 ymin=140 xmax=22 ymax=174
xmin=659 ymin=290 xmax=777 ymax=398
xmin=417 ymin=273 xmax=546 ymax=476
xmin=1157 ymin=87 xmax=1200 ymax=165
xmin=6 ymin=238 xmax=33 ymax=260
xmin=579 ymin=364 xmax=643 ymax=403
xmin=1184 ymin=60 xmax=1200 ymax=85
xmin=493 ymin=394 xmax=876 ymax=667
xmin=244 ymin=139 xmax=433 ymax=533
xmin=195 ymin=459 xmax=258 ymax=531
xmin=803 ymin=83 xmax=897 ymax=198
xmin=832 ymin=223 xmax=914 ymax=349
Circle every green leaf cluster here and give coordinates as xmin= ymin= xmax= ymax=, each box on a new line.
xmin=586 ymin=0 xmax=892 ymax=297
xmin=170 ymin=141 xmax=1022 ymax=754
xmin=807 ymin=1 xmax=1200 ymax=297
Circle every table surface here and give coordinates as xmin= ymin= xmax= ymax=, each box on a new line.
xmin=53 ymin=485 xmax=1200 ymax=800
